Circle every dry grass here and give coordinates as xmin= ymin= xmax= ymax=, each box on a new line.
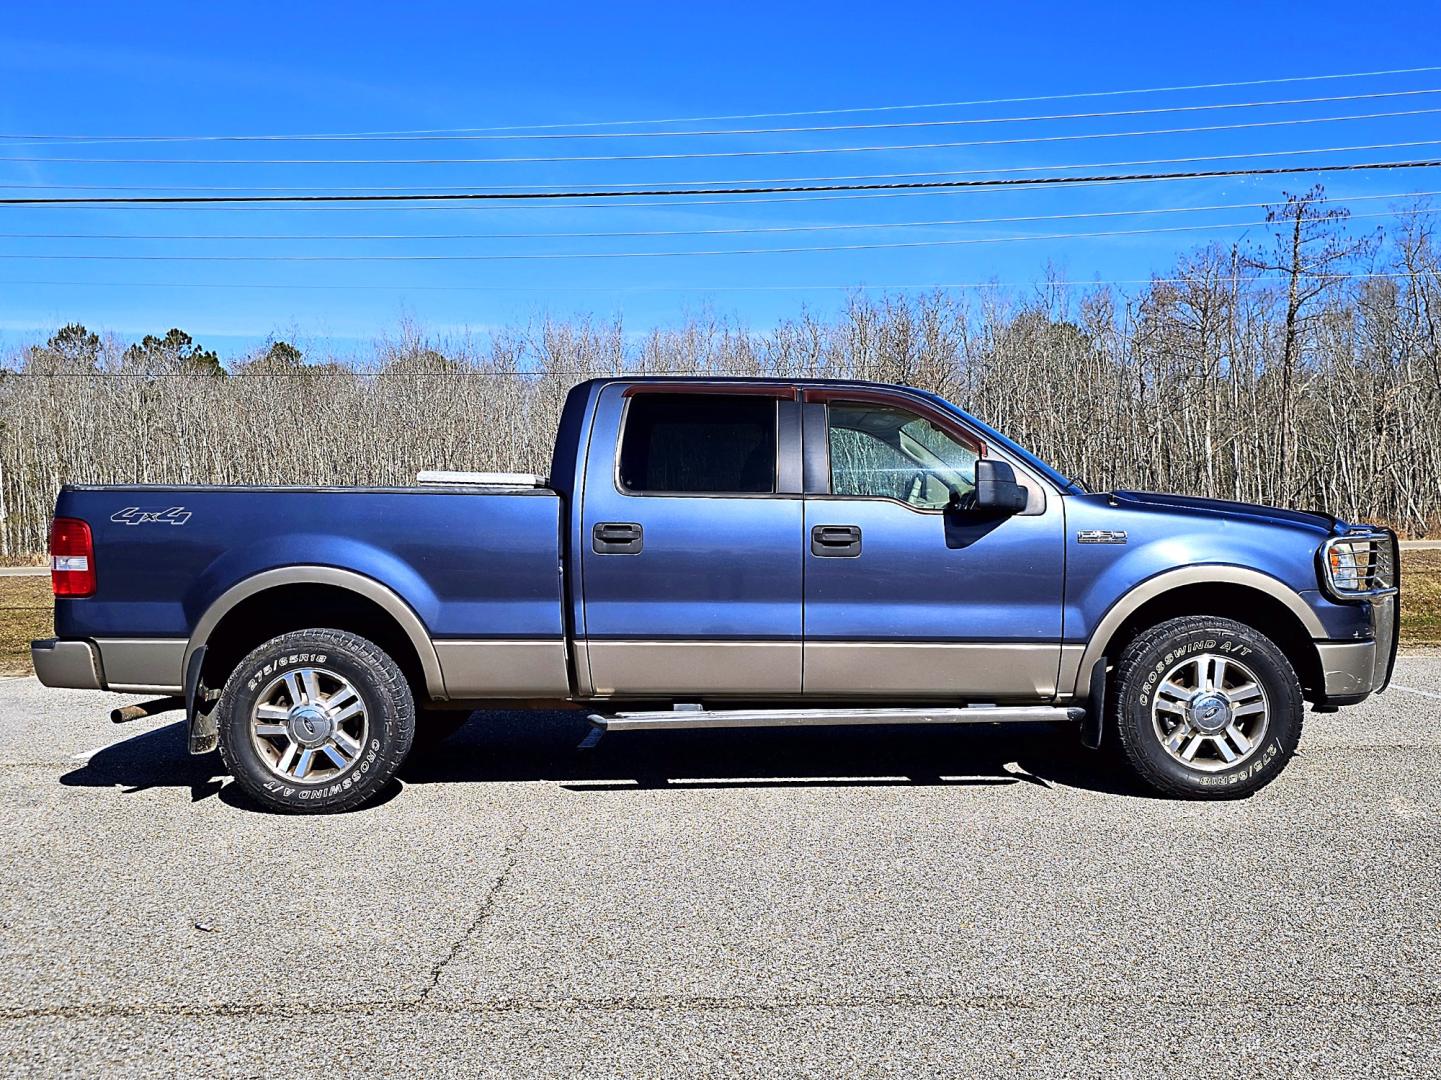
xmin=0 ymin=575 xmax=52 ymax=676
xmin=2 ymin=552 xmax=1437 ymax=677
xmin=1400 ymin=549 xmax=1441 ymax=647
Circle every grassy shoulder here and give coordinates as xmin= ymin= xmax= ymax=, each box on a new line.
xmin=0 ymin=575 xmax=53 ymax=676
xmin=2 ymin=552 xmax=1438 ymax=677
xmin=1401 ymin=549 xmax=1441 ymax=647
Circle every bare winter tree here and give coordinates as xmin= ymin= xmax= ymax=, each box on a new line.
xmin=1 ymin=201 xmax=1438 ymax=555
xmin=1242 ymin=185 xmax=1378 ymax=503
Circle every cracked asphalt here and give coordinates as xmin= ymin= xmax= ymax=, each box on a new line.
xmin=2 ymin=661 xmax=1440 ymax=1078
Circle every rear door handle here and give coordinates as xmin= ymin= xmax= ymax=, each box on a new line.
xmin=811 ymin=524 xmax=861 ymax=557
xmin=593 ymin=522 xmax=643 ymax=555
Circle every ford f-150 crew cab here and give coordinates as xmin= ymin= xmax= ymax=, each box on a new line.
xmin=32 ymin=378 xmax=1400 ymax=812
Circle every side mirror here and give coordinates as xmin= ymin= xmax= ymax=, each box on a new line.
xmin=973 ymin=459 xmax=1028 ymax=513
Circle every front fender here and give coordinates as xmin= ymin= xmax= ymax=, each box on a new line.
xmin=1064 ymin=563 xmax=1327 ymax=695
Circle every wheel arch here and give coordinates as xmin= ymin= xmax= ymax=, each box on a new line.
xmin=1071 ymin=566 xmax=1325 ymax=700
xmin=185 ymin=567 xmax=447 ymax=702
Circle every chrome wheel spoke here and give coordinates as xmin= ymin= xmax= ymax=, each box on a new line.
xmin=1225 ymin=724 xmax=1252 ymax=755
xmin=1165 ymin=724 xmax=1191 ymax=753
xmin=1212 ymin=734 xmax=1238 ymax=763
xmin=256 ymin=704 xmax=290 ymax=721
xmin=1228 ymin=682 xmax=1263 ymax=705
xmin=284 ymin=670 xmax=307 ymax=707
xmin=276 ymin=741 xmax=298 ymax=775
xmin=322 ymin=744 xmax=349 ymax=770
xmin=324 ymin=685 xmax=358 ymax=715
xmin=331 ymin=700 xmax=365 ymax=724
xmin=1157 ymin=681 xmax=1192 ymax=703
xmin=332 ymin=728 xmax=362 ymax=756
xmin=1181 ymin=734 xmax=1205 ymax=761
xmin=254 ymin=723 xmax=289 ymax=738
xmin=301 ymin=668 xmax=322 ymax=706
xmin=1232 ymin=700 xmax=1266 ymax=718
xmin=294 ymin=747 xmax=315 ymax=779
xmin=1205 ymin=656 xmax=1227 ymax=692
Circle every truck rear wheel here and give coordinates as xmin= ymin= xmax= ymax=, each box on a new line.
xmin=216 ymin=628 xmax=416 ymax=813
xmin=1111 ymin=616 xmax=1303 ymax=799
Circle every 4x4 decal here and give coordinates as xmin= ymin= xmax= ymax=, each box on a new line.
xmin=110 ymin=506 xmax=192 ymax=526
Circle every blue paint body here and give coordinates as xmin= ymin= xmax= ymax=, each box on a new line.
xmin=55 ymin=487 xmax=565 ymax=642
xmin=52 ymin=377 xmax=1376 ymax=701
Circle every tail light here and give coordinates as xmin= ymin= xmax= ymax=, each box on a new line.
xmin=49 ymin=517 xmax=95 ymax=597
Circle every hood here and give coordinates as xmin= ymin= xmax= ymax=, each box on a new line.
xmin=1104 ymin=490 xmax=1341 ymax=535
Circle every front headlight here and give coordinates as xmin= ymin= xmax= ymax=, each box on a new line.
xmin=1327 ymin=540 xmax=1365 ymax=592
xmin=1320 ymin=532 xmax=1396 ymax=598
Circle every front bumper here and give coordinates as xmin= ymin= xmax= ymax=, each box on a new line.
xmin=1314 ymin=560 xmax=1400 ymax=704
xmin=31 ymin=638 xmax=103 ymax=690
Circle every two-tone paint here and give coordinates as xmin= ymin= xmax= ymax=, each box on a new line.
xmin=33 ymin=377 xmax=1398 ymax=728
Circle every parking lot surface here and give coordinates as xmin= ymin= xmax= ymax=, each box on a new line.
xmin=2 ymin=662 xmax=1439 ymax=1077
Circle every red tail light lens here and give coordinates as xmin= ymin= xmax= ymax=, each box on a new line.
xmin=49 ymin=517 xmax=95 ymax=597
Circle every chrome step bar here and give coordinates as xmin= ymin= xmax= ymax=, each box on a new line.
xmin=588 ymin=704 xmax=1083 ymax=732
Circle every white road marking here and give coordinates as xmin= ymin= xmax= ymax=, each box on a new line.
xmin=1390 ymin=684 xmax=1441 ymax=701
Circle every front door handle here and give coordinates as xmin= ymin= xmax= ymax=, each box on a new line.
xmin=811 ymin=524 xmax=861 ymax=557
xmin=593 ymin=521 xmax=643 ymax=555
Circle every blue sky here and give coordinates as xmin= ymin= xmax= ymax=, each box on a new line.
xmin=1 ymin=1 xmax=1439 ymax=359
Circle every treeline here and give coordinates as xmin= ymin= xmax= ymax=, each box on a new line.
xmin=1 ymin=187 xmax=1439 ymax=554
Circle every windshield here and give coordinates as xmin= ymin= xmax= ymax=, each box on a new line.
xmin=915 ymin=390 xmax=1084 ymax=494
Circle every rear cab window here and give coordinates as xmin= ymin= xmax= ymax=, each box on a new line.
xmin=618 ymin=393 xmax=778 ymax=494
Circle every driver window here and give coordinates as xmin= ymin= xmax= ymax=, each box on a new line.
xmin=827 ymin=401 xmax=979 ymax=509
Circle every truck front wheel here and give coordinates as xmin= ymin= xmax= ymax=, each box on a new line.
xmin=216 ymin=628 xmax=416 ymax=813
xmin=1111 ymin=616 xmax=1304 ymax=799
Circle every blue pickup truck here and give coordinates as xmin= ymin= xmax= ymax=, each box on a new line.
xmin=33 ymin=377 xmax=1400 ymax=812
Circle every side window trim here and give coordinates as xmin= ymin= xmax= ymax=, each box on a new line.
xmin=801 ymin=400 xmax=831 ymax=495
xmin=612 ymin=387 xmax=801 ymax=498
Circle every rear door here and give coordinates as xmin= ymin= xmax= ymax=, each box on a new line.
xmin=578 ymin=384 xmax=804 ymax=696
xmin=801 ymin=389 xmax=1066 ymax=699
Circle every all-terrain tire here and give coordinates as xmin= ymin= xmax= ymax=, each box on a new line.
xmin=1111 ymin=616 xmax=1303 ymax=799
xmin=217 ymin=628 xmax=415 ymax=813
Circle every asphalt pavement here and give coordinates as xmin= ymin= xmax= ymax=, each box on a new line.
xmin=2 ymin=663 xmax=1439 ymax=1078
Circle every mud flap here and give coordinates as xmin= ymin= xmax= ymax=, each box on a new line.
xmin=184 ymin=646 xmax=219 ymax=755
xmin=1080 ymin=657 xmax=1107 ymax=750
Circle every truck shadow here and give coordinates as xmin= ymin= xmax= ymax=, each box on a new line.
xmin=59 ymin=708 xmax=1160 ymax=809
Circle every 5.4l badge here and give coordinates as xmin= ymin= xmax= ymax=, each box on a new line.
xmin=111 ymin=506 xmax=192 ymax=526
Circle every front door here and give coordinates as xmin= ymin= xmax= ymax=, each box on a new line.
xmin=801 ymin=389 xmax=1066 ymax=699
xmin=579 ymin=384 xmax=804 ymax=697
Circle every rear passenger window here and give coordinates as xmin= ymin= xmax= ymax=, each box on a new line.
xmin=619 ymin=394 xmax=777 ymax=494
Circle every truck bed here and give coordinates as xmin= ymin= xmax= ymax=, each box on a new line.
xmin=53 ymin=483 xmax=568 ymax=696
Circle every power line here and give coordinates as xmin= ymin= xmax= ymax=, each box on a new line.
xmin=8 ymin=166 xmax=1436 ymax=216
xmin=3 ymin=270 xmax=1429 ymax=299
xmin=7 ymin=138 xmax=1440 ymax=195
xmin=10 ymin=65 xmax=1439 ymax=139
xmin=1 ymin=207 xmax=1431 ymax=262
xmin=10 ymin=107 xmax=1441 ymax=166
xmin=5 ymin=87 xmax=1440 ymax=145
xmin=4 ymin=158 xmax=1439 ymax=206
xmin=2 ymin=189 xmax=1434 ymax=242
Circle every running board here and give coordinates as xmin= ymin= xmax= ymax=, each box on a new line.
xmin=588 ymin=704 xmax=1083 ymax=732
